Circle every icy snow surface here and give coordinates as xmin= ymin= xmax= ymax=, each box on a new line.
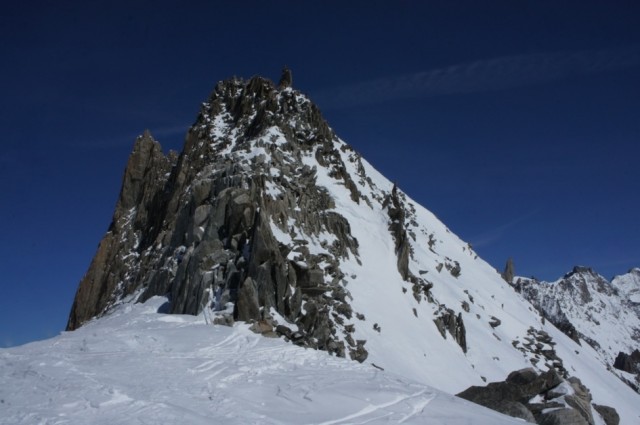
xmin=0 ymin=297 xmax=524 ymax=425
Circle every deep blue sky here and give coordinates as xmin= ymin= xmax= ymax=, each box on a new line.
xmin=2 ymin=1 xmax=639 ymax=347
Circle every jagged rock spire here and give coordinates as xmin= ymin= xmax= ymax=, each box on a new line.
xmin=278 ymin=66 xmax=292 ymax=88
xmin=502 ymin=258 xmax=515 ymax=283
xmin=67 ymin=131 xmax=176 ymax=330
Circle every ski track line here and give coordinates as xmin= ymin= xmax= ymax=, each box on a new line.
xmin=310 ymin=389 xmax=430 ymax=425
xmin=397 ymin=393 xmax=436 ymax=423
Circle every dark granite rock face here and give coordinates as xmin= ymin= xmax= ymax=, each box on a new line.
xmin=66 ymin=131 xmax=176 ymax=331
xmin=613 ymin=349 xmax=640 ymax=373
xmin=65 ymin=74 xmax=376 ymax=360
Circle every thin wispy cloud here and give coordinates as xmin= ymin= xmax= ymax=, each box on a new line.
xmin=315 ymin=45 xmax=640 ymax=109
xmin=471 ymin=209 xmax=541 ymax=248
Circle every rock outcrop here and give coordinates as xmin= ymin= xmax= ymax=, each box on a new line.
xmin=502 ymin=257 xmax=514 ymax=283
xmin=458 ymin=368 xmax=617 ymax=425
xmin=613 ymin=349 xmax=640 ymax=373
xmin=67 ymin=131 xmax=177 ymax=330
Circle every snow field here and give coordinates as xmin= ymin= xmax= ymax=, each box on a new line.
xmin=0 ymin=297 xmax=525 ymax=425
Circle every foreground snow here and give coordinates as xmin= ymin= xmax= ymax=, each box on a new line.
xmin=0 ymin=297 xmax=523 ymax=425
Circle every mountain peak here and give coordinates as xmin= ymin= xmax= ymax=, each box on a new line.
xmin=193 ymin=74 xmax=334 ymax=155
xmin=565 ymin=265 xmax=597 ymax=278
xmin=64 ymin=73 xmax=640 ymax=423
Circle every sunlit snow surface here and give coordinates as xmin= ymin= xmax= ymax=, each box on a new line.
xmin=0 ymin=297 xmax=523 ymax=425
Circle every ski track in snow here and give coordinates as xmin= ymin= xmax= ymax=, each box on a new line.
xmin=0 ymin=297 xmax=525 ymax=425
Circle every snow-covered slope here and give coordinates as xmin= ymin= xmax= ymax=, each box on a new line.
xmin=56 ymin=74 xmax=640 ymax=423
xmin=0 ymin=297 xmax=526 ymax=425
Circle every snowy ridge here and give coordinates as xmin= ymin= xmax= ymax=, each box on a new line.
xmin=0 ymin=297 xmax=525 ymax=425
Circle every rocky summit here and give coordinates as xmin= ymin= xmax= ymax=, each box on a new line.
xmin=66 ymin=71 xmax=640 ymax=424
xmin=67 ymin=74 xmax=372 ymax=360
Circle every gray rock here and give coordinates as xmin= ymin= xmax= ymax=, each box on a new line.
xmin=489 ymin=316 xmax=502 ymax=328
xmin=212 ymin=313 xmax=234 ymax=326
xmin=565 ymin=377 xmax=594 ymax=425
xmin=486 ymin=400 xmax=535 ymax=423
xmin=537 ymin=408 xmax=588 ymax=425
xmin=350 ymin=340 xmax=368 ymax=363
xmin=458 ymin=368 xmax=572 ymax=423
xmin=613 ymin=349 xmax=640 ymax=373
xmin=502 ymin=258 xmax=515 ymax=283
xmin=433 ymin=307 xmax=467 ymax=353
xmin=527 ymin=402 xmax=564 ymax=418
xmin=235 ymin=277 xmax=260 ymax=321
xmin=275 ymin=325 xmax=292 ymax=339
xmin=506 ymin=368 xmax=538 ymax=385
xmin=593 ymin=404 xmax=620 ymax=425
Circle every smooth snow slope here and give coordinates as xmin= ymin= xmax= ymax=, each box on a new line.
xmin=0 ymin=297 xmax=524 ymax=425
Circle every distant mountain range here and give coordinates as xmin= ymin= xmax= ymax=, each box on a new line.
xmin=514 ymin=266 xmax=640 ymax=392
xmin=3 ymin=70 xmax=637 ymax=424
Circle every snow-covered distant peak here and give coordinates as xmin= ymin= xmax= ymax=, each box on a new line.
xmin=514 ymin=265 xmax=640 ymax=393
xmin=612 ymin=267 xmax=640 ymax=302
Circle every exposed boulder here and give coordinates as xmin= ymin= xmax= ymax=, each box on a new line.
xmin=593 ymin=404 xmax=620 ymax=425
xmin=489 ymin=400 xmax=536 ymax=423
xmin=457 ymin=368 xmax=607 ymax=425
xmin=613 ymin=349 xmax=640 ymax=373
xmin=506 ymin=367 xmax=538 ymax=385
xmin=537 ymin=408 xmax=588 ymax=425
xmin=489 ymin=316 xmax=502 ymax=328
xmin=565 ymin=377 xmax=594 ymax=425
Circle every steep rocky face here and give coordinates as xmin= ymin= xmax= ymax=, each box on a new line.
xmin=67 ymin=131 xmax=177 ymax=331
xmin=66 ymin=75 xmax=419 ymax=360
xmin=513 ymin=267 xmax=640 ymax=391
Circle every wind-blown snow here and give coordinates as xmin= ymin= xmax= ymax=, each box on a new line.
xmin=0 ymin=297 xmax=525 ymax=425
